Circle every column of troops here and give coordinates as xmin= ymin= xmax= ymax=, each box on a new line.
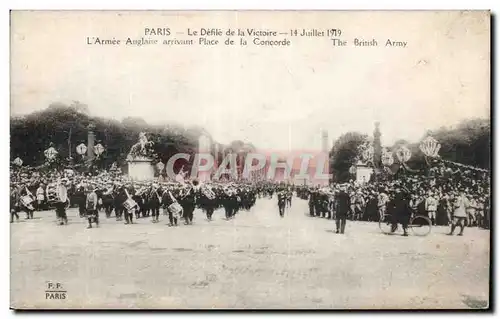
xmin=296 ymin=179 xmax=490 ymax=236
xmin=10 ymin=177 xmax=263 ymax=228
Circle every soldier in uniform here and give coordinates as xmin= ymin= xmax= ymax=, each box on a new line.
xmin=132 ymin=186 xmax=144 ymax=220
xmin=10 ymin=184 xmax=20 ymax=223
xmin=319 ymin=190 xmax=330 ymax=218
xmin=161 ymin=186 xmax=180 ymax=226
xmin=308 ymin=187 xmax=316 ymax=217
xmin=55 ymin=179 xmax=69 ymax=225
xmin=113 ymin=184 xmax=126 ymax=221
xmin=389 ymin=185 xmax=411 ymax=236
xmin=101 ymin=184 xmax=114 ymax=218
xmin=148 ymin=183 xmax=161 ymax=223
xmin=74 ymin=184 xmax=86 ymax=218
xmin=277 ymin=188 xmax=286 ymax=217
xmin=199 ymin=184 xmax=217 ymax=221
xmin=314 ymin=188 xmax=323 ymax=217
xmin=448 ymin=189 xmax=469 ymax=236
xmin=425 ymin=191 xmax=438 ymax=226
xmin=286 ymin=188 xmax=292 ymax=208
xmin=124 ymin=198 xmax=137 ymax=225
xmin=36 ymin=183 xmax=45 ymax=211
xmin=352 ymin=191 xmax=365 ymax=221
xmin=180 ymin=182 xmax=197 ymax=225
xmin=377 ymin=188 xmax=389 ymax=222
xmin=19 ymin=184 xmax=35 ymax=220
xmin=85 ymin=185 xmax=99 ymax=228
xmin=335 ymin=185 xmax=350 ymax=234
xmin=222 ymin=186 xmax=237 ymax=220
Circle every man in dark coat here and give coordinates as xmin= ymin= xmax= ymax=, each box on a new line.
xmin=113 ymin=185 xmax=126 ymax=221
xmin=180 ymin=184 xmax=196 ymax=225
xmin=161 ymin=187 xmax=179 ymax=226
xmin=277 ymin=190 xmax=286 ymax=217
xmin=74 ymin=185 xmax=86 ymax=218
xmin=198 ymin=186 xmax=217 ymax=221
xmin=335 ymin=186 xmax=351 ymax=234
xmin=308 ymin=188 xmax=316 ymax=217
xmin=390 ymin=186 xmax=411 ymax=236
xmin=148 ymin=185 xmax=161 ymax=223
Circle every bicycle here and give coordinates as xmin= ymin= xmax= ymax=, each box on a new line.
xmin=378 ymin=213 xmax=432 ymax=236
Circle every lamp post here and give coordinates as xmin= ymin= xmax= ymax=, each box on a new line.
xmin=44 ymin=147 xmax=58 ymax=162
xmin=94 ymin=143 xmax=105 ymax=158
xmin=396 ymin=146 xmax=412 ymax=164
xmin=76 ymin=143 xmax=87 ymax=159
xmin=87 ymin=123 xmax=96 ymax=161
xmin=381 ymin=149 xmax=394 ymax=166
xmin=13 ymin=157 xmax=23 ymax=167
xmin=419 ymin=136 xmax=441 ymax=158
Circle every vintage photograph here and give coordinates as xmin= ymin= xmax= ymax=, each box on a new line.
xmin=10 ymin=10 xmax=490 ymax=309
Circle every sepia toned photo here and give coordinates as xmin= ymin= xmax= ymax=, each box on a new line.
xmin=9 ymin=10 xmax=490 ymax=309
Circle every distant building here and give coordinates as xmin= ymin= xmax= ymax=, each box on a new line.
xmin=252 ymin=150 xmax=329 ymax=186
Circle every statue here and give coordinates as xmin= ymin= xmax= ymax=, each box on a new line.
xmin=127 ymin=132 xmax=155 ymax=160
xmin=126 ymin=132 xmax=156 ymax=181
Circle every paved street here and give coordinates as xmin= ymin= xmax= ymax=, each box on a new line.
xmin=11 ymin=197 xmax=490 ymax=309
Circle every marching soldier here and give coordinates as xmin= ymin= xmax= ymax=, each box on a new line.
xmin=448 ymin=189 xmax=469 ymax=236
xmin=85 ymin=185 xmax=99 ymax=228
xmin=319 ymin=190 xmax=330 ymax=218
xmin=19 ymin=184 xmax=35 ymax=220
xmin=377 ymin=188 xmax=389 ymax=222
xmin=199 ymin=184 xmax=217 ymax=221
xmin=123 ymin=187 xmax=137 ymax=225
xmin=389 ymin=185 xmax=411 ymax=237
xmin=222 ymin=186 xmax=237 ymax=220
xmin=161 ymin=186 xmax=181 ymax=226
xmin=132 ymin=186 xmax=144 ymax=220
xmin=308 ymin=188 xmax=316 ymax=217
xmin=351 ymin=191 xmax=365 ymax=221
xmin=335 ymin=185 xmax=350 ymax=234
xmin=124 ymin=202 xmax=137 ymax=225
xmin=101 ymin=184 xmax=114 ymax=218
xmin=10 ymin=184 xmax=20 ymax=223
xmin=113 ymin=184 xmax=126 ymax=221
xmin=148 ymin=183 xmax=161 ymax=223
xmin=55 ymin=179 xmax=69 ymax=225
xmin=36 ymin=183 xmax=45 ymax=211
xmin=75 ymin=184 xmax=86 ymax=218
xmin=277 ymin=189 xmax=286 ymax=217
xmin=425 ymin=191 xmax=438 ymax=226
xmin=286 ymin=188 xmax=292 ymax=208
xmin=180 ymin=182 xmax=196 ymax=225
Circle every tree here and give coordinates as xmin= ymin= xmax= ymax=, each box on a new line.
xmin=10 ymin=103 xmax=202 ymax=170
xmin=330 ymin=132 xmax=368 ymax=182
xmin=387 ymin=118 xmax=490 ymax=172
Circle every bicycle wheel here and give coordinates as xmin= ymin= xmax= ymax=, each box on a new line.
xmin=409 ymin=215 xmax=432 ymax=236
xmin=378 ymin=214 xmax=394 ymax=234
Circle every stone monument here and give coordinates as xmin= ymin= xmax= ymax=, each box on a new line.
xmin=197 ymin=133 xmax=212 ymax=182
xmin=321 ymin=130 xmax=330 ymax=186
xmin=87 ymin=124 xmax=95 ymax=161
xmin=355 ymin=160 xmax=373 ymax=185
xmin=126 ymin=132 xmax=155 ymax=181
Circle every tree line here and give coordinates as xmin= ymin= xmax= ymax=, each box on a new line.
xmin=329 ymin=118 xmax=490 ymax=182
xmin=11 ymin=102 xmax=261 ymax=175
xmin=10 ymin=102 xmax=206 ymax=171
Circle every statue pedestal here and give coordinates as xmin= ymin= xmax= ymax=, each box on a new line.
xmin=356 ymin=163 xmax=374 ymax=185
xmin=127 ymin=157 xmax=154 ymax=181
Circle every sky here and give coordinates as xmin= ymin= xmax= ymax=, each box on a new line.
xmin=10 ymin=11 xmax=490 ymax=151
